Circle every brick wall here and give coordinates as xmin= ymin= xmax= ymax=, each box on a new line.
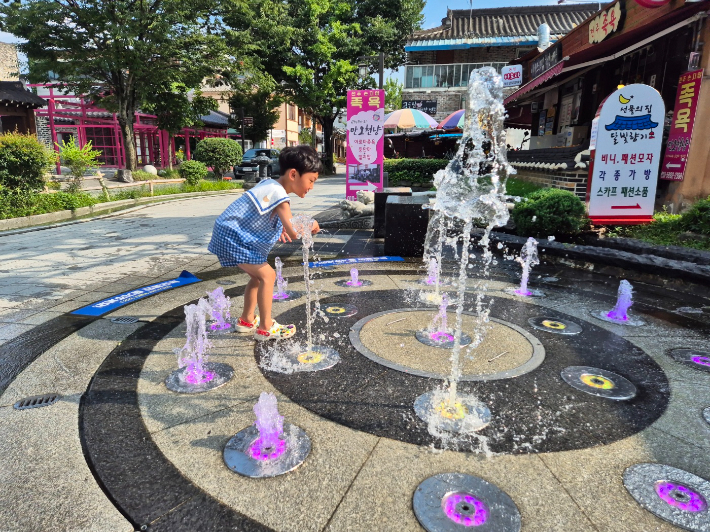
xmin=512 ymin=166 xmax=589 ymax=200
xmin=0 ymin=43 xmax=19 ymax=81
xmin=35 ymin=116 xmax=53 ymax=149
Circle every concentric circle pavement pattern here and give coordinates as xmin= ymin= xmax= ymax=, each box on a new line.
xmin=1 ymin=191 xmax=710 ymax=531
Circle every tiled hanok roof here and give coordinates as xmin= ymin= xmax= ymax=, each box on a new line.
xmin=0 ymin=81 xmax=46 ymax=108
xmin=407 ymin=4 xmax=599 ymax=49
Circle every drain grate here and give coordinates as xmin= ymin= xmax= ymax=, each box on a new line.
xmin=110 ymin=316 xmax=139 ymax=324
xmin=14 ymin=394 xmax=61 ymax=410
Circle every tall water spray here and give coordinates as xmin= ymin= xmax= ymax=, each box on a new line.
xmin=514 ymin=238 xmax=539 ymax=297
xmin=291 ymin=214 xmax=316 ymax=351
xmin=417 ymin=67 xmax=513 ymax=429
xmin=274 ymin=257 xmax=289 ymax=300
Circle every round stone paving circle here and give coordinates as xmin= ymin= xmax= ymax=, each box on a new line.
xmin=261 ymin=287 xmax=671 ymax=455
xmin=349 ymin=309 xmax=545 ymax=381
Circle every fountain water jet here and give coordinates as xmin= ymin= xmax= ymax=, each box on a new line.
xmin=223 ymin=392 xmax=311 ymax=477
xmin=592 ymin=279 xmax=645 ymax=326
xmin=165 ymin=302 xmax=234 ymax=393
xmin=335 ymin=267 xmax=373 ymax=288
xmin=505 ymin=237 xmax=543 ymax=297
xmin=413 ymin=67 xmax=513 ymax=439
xmin=415 ymin=293 xmax=472 ymax=349
xmin=207 ymin=286 xmax=232 ymax=331
xmin=259 ymin=215 xmax=340 ymax=373
xmin=273 ymin=257 xmax=290 ymax=300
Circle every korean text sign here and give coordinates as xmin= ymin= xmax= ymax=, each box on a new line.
xmin=346 ymin=90 xmax=385 ymax=200
xmin=660 ymin=69 xmax=703 ymax=181
xmin=588 ymin=84 xmax=664 ymax=222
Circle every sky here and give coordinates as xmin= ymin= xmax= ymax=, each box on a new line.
xmin=383 ymin=0 xmax=597 ymax=83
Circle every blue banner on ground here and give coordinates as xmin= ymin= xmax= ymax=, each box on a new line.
xmin=71 ymin=271 xmax=202 ymax=317
xmin=307 ymin=256 xmax=404 ymax=268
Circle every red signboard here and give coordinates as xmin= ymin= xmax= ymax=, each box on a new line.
xmin=634 ymin=0 xmax=671 ymax=8
xmin=660 ymin=69 xmax=703 ymax=181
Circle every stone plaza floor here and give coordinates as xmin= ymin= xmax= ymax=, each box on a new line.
xmin=1 ymin=174 xmax=709 ymax=531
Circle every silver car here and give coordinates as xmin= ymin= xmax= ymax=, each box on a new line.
xmin=234 ymin=149 xmax=281 ymax=179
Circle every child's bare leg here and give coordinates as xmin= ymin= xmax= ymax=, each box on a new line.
xmin=240 ymin=275 xmax=259 ymax=323
xmin=238 ymin=263 xmax=276 ymax=330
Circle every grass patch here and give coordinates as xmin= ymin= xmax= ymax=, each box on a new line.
xmin=0 ymin=189 xmax=98 ymax=219
xmin=607 ymin=210 xmax=710 ymax=251
xmin=505 ymin=177 xmax=542 ymax=198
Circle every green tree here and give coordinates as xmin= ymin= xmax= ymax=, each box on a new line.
xmin=142 ymin=84 xmax=218 ymax=170
xmin=223 ymin=0 xmax=424 ymax=173
xmin=2 ymin=0 xmax=229 ymax=171
xmin=384 ymin=77 xmax=403 ymax=113
xmin=298 ymin=128 xmax=314 ymax=146
xmin=225 ymin=70 xmax=284 ymax=144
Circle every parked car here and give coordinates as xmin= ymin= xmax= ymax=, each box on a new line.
xmin=234 ymin=149 xmax=280 ymax=179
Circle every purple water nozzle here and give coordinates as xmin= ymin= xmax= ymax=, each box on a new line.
xmin=177 ymin=302 xmax=213 ymax=385
xmin=429 ymin=293 xmax=451 ymax=341
xmin=346 ymin=267 xmax=363 ymax=287
xmin=655 ymin=481 xmax=707 ymax=512
xmin=515 ymin=237 xmax=539 ymax=296
xmin=252 ymin=392 xmax=285 ymax=461
xmin=443 ymin=492 xmax=488 ymax=526
xmin=606 ymin=280 xmax=634 ymax=322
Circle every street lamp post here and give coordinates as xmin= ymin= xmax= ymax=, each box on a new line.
xmin=358 ymin=51 xmax=385 ymax=89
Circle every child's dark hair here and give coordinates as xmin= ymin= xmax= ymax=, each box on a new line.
xmin=279 ymin=145 xmax=323 ymax=175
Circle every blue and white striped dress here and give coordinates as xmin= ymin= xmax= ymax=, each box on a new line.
xmin=208 ymin=179 xmax=290 ymax=265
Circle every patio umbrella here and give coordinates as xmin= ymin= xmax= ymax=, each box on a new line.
xmin=437 ymin=109 xmax=465 ymax=130
xmin=383 ymin=108 xmax=438 ymax=129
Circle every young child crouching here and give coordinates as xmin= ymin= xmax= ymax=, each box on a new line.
xmin=208 ymin=145 xmax=321 ymax=340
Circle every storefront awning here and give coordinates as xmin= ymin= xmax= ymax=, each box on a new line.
xmin=504 ymin=61 xmax=566 ymax=105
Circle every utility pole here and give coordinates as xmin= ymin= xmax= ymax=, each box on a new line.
xmin=239 ymin=107 xmax=245 ymax=153
xmin=379 ymin=51 xmax=384 ymax=90
xmin=358 ymin=52 xmax=386 ymax=90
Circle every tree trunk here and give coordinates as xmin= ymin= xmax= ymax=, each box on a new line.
xmin=320 ymin=117 xmax=335 ymax=175
xmin=118 ymin=117 xmax=138 ymax=171
xmin=167 ymin=135 xmax=173 ymax=171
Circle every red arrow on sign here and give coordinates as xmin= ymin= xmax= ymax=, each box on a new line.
xmin=611 ymin=204 xmax=642 ymax=209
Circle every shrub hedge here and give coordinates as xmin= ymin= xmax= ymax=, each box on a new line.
xmin=0 ymin=189 xmax=97 ymax=219
xmin=0 ymin=132 xmax=56 ymax=191
xmin=512 ymin=188 xmax=587 ymax=237
xmin=193 ymin=138 xmax=243 ymax=178
xmin=179 ymin=160 xmax=209 ymax=185
xmin=383 ymin=159 xmax=448 ymax=185
xmin=679 ymin=196 xmax=710 ymax=235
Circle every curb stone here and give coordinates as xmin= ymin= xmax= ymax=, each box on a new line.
xmin=483 ymin=230 xmax=710 ymax=287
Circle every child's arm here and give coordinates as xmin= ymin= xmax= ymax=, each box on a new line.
xmin=274 ymin=202 xmax=320 ymax=241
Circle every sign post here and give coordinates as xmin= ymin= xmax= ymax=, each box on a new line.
xmin=660 ymin=69 xmax=703 ymax=182
xmin=346 ymin=89 xmax=385 ymax=200
xmin=501 ymin=65 xmax=523 ymax=87
xmin=586 ymin=84 xmax=665 ymax=225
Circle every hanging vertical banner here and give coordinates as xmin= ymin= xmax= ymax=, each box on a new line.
xmin=660 ymin=69 xmax=703 ymax=181
xmin=587 ymin=84 xmax=665 ymax=224
xmin=346 ymin=89 xmax=385 ymax=200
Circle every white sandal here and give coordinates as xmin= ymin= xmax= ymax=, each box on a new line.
xmin=253 ymin=320 xmax=296 ymax=341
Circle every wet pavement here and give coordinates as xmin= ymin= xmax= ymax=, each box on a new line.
xmin=1 ymin=175 xmax=710 ymax=531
